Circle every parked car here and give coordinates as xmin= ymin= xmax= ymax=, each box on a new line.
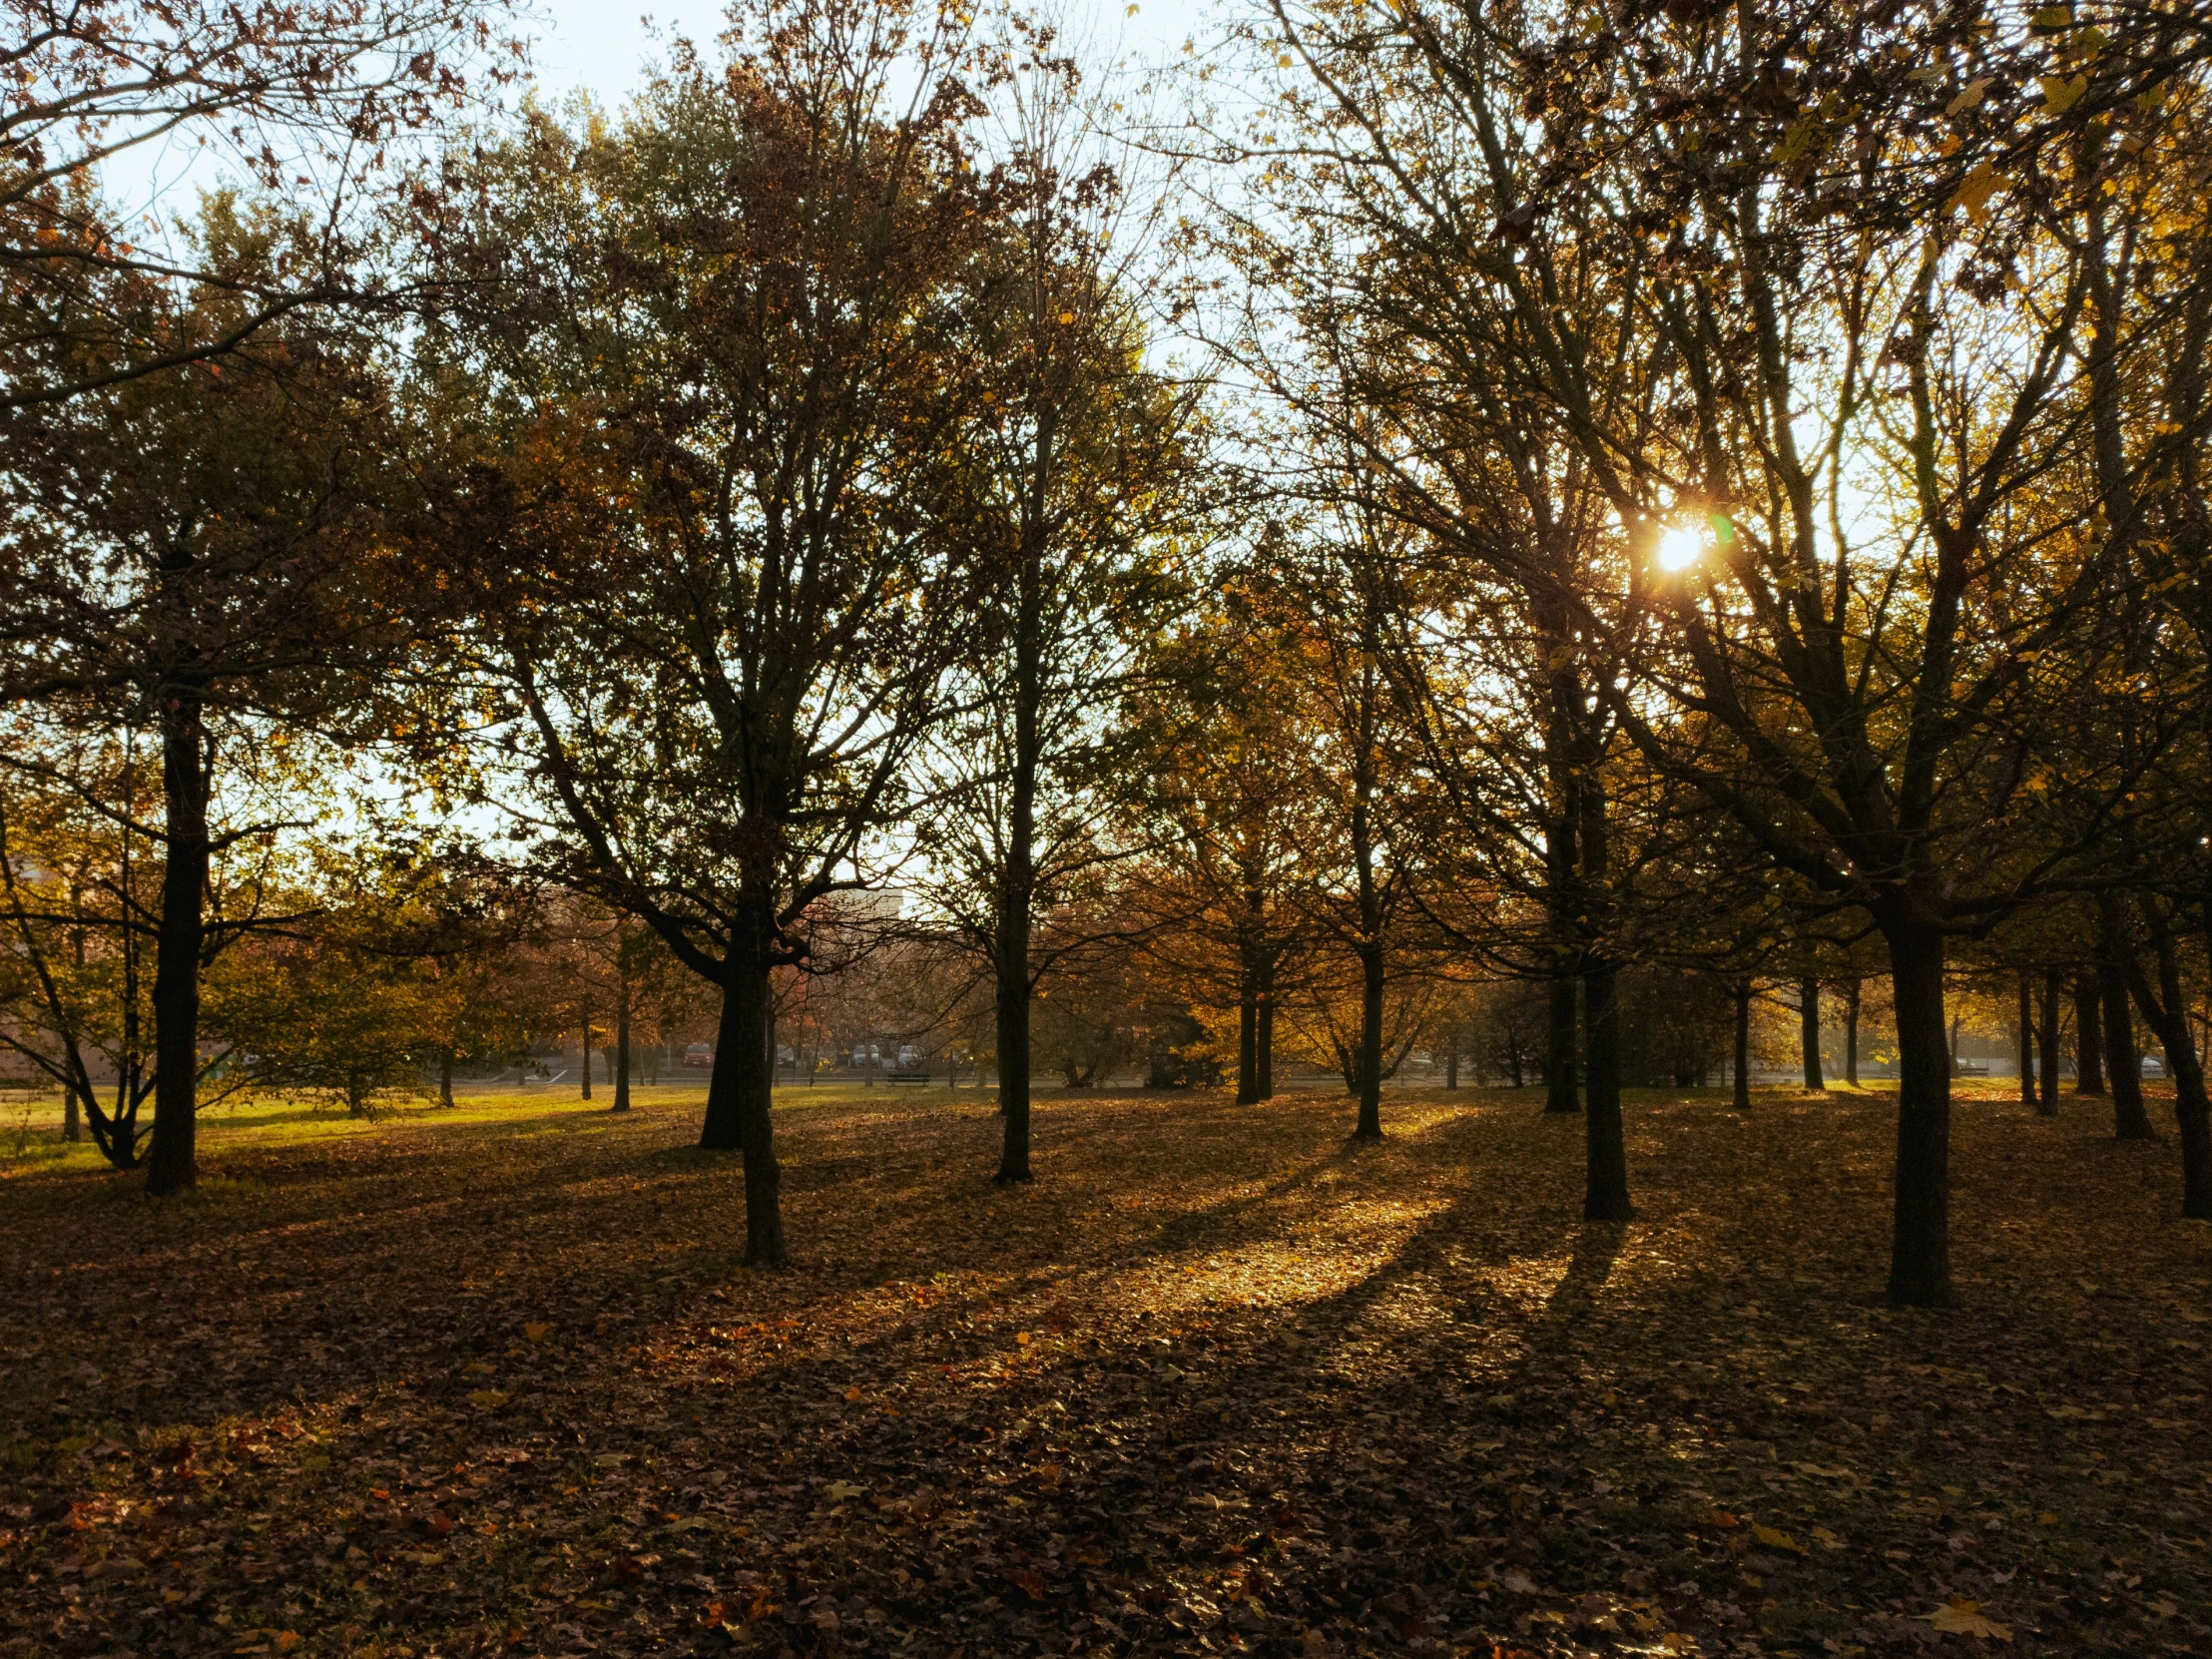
xmin=684 ymin=1043 xmax=714 ymax=1068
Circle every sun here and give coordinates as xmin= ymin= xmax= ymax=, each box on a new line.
xmin=1655 ymin=525 xmax=1703 ymax=572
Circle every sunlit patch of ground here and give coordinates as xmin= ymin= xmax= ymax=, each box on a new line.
xmin=1 ymin=1081 xmax=2207 ymax=1657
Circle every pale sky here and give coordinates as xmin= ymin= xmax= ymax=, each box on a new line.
xmin=95 ymin=1 xmax=1227 ymax=227
xmin=528 ymin=1 xmax=1220 ymax=111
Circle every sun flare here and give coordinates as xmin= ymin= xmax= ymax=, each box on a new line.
xmin=1655 ymin=525 xmax=1703 ymax=572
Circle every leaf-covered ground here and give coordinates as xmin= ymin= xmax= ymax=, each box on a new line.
xmin=2 ymin=1082 xmax=2208 ymax=1659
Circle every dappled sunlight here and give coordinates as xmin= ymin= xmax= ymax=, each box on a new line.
xmin=5 ymin=1086 xmax=2210 ymax=1657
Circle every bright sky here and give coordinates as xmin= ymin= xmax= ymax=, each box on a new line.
xmin=528 ymin=1 xmax=1220 ymax=111
xmin=94 ymin=1 xmax=1228 ymax=228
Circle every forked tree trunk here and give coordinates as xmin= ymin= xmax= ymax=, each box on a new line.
xmin=2017 ymin=973 xmax=2035 ymax=1105
xmin=1545 ymin=973 xmax=1579 ymax=1113
xmin=2037 ymin=967 xmax=2061 ymax=1115
xmin=2074 ymin=972 xmax=2105 ymax=1096
xmin=1582 ymin=961 xmax=1633 ymax=1220
xmin=1732 ymin=981 xmax=1752 ymax=1111
xmin=1881 ymin=917 xmax=1952 ymax=1308
xmin=145 ymin=686 xmax=211 ymax=1198
xmin=2099 ymin=900 xmax=2153 ymax=1140
xmin=1800 ymin=976 xmax=1824 ymax=1090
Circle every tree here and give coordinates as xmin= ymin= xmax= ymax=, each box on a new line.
xmin=910 ymin=9 xmax=1200 ymax=1181
xmin=1262 ymin=495 xmax=1433 ymax=1143
xmin=0 ymin=212 xmax=410 ymax=1193
xmin=1132 ymin=598 xmax=1316 ymax=1106
xmin=0 ymin=0 xmax=520 ymax=408
xmin=1230 ymin=0 xmax=2212 ymax=1305
xmin=418 ymin=0 xmax=1000 ymax=1265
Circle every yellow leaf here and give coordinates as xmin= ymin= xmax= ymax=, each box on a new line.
xmin=1811 ymin=1524 xmax=1848 ymax=1551
xmin=2039 ymin=74 xmax=2088 ymax=114
xmin=524 ymin=1322 xmax=551 ymax=1342
xmin=1772 ymin=118 xmax=1821 ymax=165
xmin=1755 ymin=1524 xmax=1808 ymax=1555
xmin=1278 ymin=53 xmax=1295 ymax=68
xmin=1921 ymin=1600 xmax=2012 ymax=1640
xmin=1946 ymin=78 xmax=1992 ymax=116
xmin=2038 ymin=1511 xmax=2060 ymax=1525
xmin=2029 ymin=5 xmax=2073 ymax=32
xmin=467 ymin=1388 xmax=509 ymax=1408
xmin=824 ymin=1479 xmax=865 ymax=1503
xmin=1949 ymin=160 xmax=2002 ymax=220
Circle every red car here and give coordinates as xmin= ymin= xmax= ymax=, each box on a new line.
xmin=683 ymin=1044 xmax=713 ymax=1068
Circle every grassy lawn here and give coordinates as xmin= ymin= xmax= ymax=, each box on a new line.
xmin=1 ymin=1082 xmax=2207 ymax=1657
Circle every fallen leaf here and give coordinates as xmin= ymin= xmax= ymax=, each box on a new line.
xmin=1921 ymin=1599 xmax=2012 ymax=1640
xmin=1755 ymin=1524 xmax=1808 ymax=1555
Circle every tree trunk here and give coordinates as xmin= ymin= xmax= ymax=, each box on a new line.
xmin=699 ymin=923 xmax=785 ymax=1267
xmin=2017 ymin=972 xmax=2035 ymax=1105
xmin=1582 ymin=961 xmax=1633 ymax=1220
xmin=145 ymin=687 xmax=210 ymax=1198
xmin=1732 ymin=981 xmax=1752 ymax=1110
xmin=1257 ymin=965 xmax=1276 ymax=1101
xmin=1507 ymin=1026 xmax=1522 ymax=1088
xmin=2099 ymin=897 xmax=2153 ymax=1140
xmin=1354 ymin=942 xmax=1384 ymax=1140
xmin=1544 ymin=973 xmax=1579 ymax=1112
xmin=1444 ymin=1034 xmax=1458 ymax=1091
xmin=994 ymin=898 xmax=1033 ymax=1180
xmin=1800 ymin=976 xmax=1824 ymax=1090
xmin=2038 ymin=966 xmax=2061 ymax=1115
xmin=1844 ymin=977 xmax=1862 ymax=1087
xmin=1235 ymin=918 xmax=1261 ymax=1106
xmin=64 ymin=1081 xmax=80 ymax=1142
xmin=579 ymin=1019 xmax=593 ymax=1101
xmin=1880 ymin=916 xmax=1952 ymax=1307
xmin=440 ymin=1050 xmax=454 ymax=1108
xmin=2074 ymin=972 xmax=2106 ymax=1095
xmin=2121 ymin=905 xmax=2212 ymax=1218
xmin=993 ymin=413 xmax=1048 ymax=1183
xmin=612 ymin=975 xmax=632 ymax=1114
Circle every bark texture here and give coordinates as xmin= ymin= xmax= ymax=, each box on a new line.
xmin=144 ymin=690 xmax=210 ymax=1198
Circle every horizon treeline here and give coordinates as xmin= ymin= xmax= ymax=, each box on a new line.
xmin=5 ymin=0 xmax=2212 ymax=1306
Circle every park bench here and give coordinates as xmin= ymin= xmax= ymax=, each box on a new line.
xmin=887 ymin=1072 xmax=931 ymax=1086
